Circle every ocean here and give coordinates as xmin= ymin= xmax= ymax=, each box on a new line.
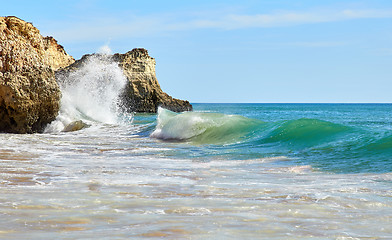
xmin=1 ymin=57 xmax=392 ymax=239
xmin=1 ymin=103 xmax=392 ymax=239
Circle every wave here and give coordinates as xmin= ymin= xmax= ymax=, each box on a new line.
xmin=150 ymin=107 xmax=392 ymax=173
xmin=45 ymin=47 xmax=131 ymax=133
xmin=261 ymin=118 xmax=350 ymax=148
xmin=364 ymin=135 xmax=392 ymax=151
xmin=150 ymin=108 xmax=350 ymax=146
xmin=150 ymin=107 xmax=262 ymax=144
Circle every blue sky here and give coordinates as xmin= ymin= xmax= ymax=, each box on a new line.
xmin=3 ymin=0 xmax=392 ymax=103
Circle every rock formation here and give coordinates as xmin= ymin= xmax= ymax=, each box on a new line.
xmin=115 ymin=49 xmax=192 ymax=113
xmin=63 ymin=120 xmax=89 ymax=132
xmin=0 ymin=16 xmax=74 ymax=133
xmin=58 ymin=49 xmax=192 ymax=113
xmin=1 ymin=16 xmax=190 ymax=133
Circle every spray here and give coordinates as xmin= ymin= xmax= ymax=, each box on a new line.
xmin=45 ymin=46 xmax=131 ymax=133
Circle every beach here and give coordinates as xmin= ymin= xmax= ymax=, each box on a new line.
xmin=1 ymin=103 xmax=392 ymax=239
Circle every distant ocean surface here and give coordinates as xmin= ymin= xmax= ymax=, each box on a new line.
xmin=1 ymin=103 xmax=392 ymax=239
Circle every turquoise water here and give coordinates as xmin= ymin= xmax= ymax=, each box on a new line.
xmin=145 ymin=103 xmax=392 ymax=173
xmin=3 ymin=55 xmax=391 ymax=238
xmin=1 ymin=103 xmax=392 ymax=239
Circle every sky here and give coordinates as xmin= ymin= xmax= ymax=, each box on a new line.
xmin=3 ymin=0 xmax=392 ymax=103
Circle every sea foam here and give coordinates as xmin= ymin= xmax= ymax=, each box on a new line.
xmin=45 ymin=46 xmax=130 ymax=133
xmin=151 ymin=107 xmax=262 ymax=144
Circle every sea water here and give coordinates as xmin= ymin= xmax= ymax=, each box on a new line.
xmin=1 ymin=56 xmax=392 ymax=239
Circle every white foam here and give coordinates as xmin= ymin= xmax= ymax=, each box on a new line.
xmin=45 ymin=46 xmax=131 ymax=133
xmin=150 ymin=107 xmax=214 ymax=140
xmin=98 ymin=44 xmax=112 ymax=55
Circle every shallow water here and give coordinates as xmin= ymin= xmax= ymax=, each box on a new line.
xmin=1 ymin=104 xmax=392 ymax=239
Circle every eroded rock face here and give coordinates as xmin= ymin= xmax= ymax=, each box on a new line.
xmin=116 ymin=49 xmax=192 ymax=113
xmin=58 ymin=48 xmax=192 ymax=113
xmin=43 ymin=36 xmax=75 ymax=71
xmin=0 ymin=16 xmax=74 ymax=133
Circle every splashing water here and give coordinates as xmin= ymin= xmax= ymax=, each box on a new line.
xmin=98 ymin=44 xmax=112 ymax=55
xmin=45 ymin=48 xmax=130 ymax=132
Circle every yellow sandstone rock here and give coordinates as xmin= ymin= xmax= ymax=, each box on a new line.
xmin=0 ymin=16 xmax=74 ymax=133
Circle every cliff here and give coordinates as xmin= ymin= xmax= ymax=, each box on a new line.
xmin=0 ymin=16 xmax=74 ymax=133
xmin=115 ymin=49 xmax=192 ymax=113
xmin=58 ymin=49 xmax=192 ymax=113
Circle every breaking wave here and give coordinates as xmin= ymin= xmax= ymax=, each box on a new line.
xmin=150 ymin=107 xmax=262 ymax=144
xmin=151 ymin=107 xmax=392 ymax=172
xmin=45 ymin=47 xmax=131 ymax=133
xmin=151 ymin=107 xmax=349 ymax=146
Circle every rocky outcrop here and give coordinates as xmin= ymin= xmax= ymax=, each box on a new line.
xmin=43 ymin=36 xmax=75 ymax=71
xmin=1 ymin=16 xmax=190 ymax=134
xmin=63 ymin=120 xmax=89 ymax=132
xmin=115 ymin=49 xmax=192 ymax=113
xmin=0 ymin=16 xmax=74 ymax=133
xmin=58 ymin=48 xmax=192 ymax=113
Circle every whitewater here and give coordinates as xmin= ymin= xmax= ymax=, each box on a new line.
xmin=1 ymin=53 xmax=392 ymax=239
